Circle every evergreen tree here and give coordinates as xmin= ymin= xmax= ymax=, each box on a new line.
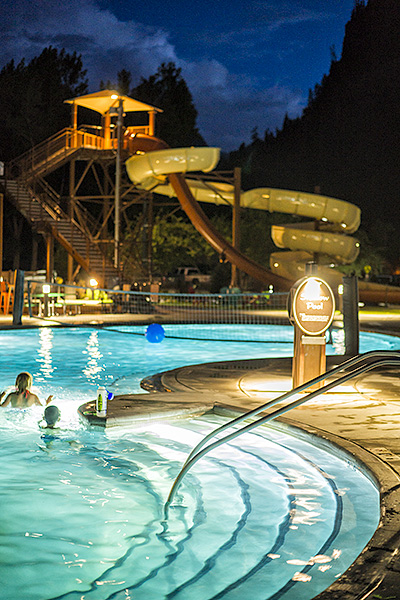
xmin=117 ymin=69 xmax=132 ymax=95
xmin=0 ymin=47 xmax=88 ymax=160
xmin=227 ymin=0 xmax=400 ymax=265
xmin=99 ymin=69 xmax=132 ymax=95
xmin=132 ymin=62 xmax=206 ymax=147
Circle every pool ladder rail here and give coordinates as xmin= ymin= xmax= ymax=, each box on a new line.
xmin=165 ymin=350 xmax=400 ymax=515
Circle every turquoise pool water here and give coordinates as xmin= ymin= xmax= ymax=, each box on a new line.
xmin=0 ymin=324 xmax=387 ymax=599
xmin=0 ymin=324 xmax=398 ymax=405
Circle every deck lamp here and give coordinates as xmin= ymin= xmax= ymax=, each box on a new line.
xmin=42 ymin=284 xmax=51 ymax=317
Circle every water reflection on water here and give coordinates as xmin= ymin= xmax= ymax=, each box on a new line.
xmin=36 ymin=327 xmax=55 ymax=380
xmin=82 ymin=330 xmax=104 ymax=380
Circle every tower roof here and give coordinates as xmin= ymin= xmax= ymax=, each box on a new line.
xmin=64 ymin=90 xmax=162 ymax=114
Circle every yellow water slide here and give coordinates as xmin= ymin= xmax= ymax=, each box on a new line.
xmin=125 ymin=140 xmax=400 ymax=302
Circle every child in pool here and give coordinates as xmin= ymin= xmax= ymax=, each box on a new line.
xmin=39 ymin=406 xmax=61 ymax=450
xmin=0 ymin=372 xmax=53 ymax=408
xmin=39 ymin=406 xmax=82 ymax=451
xmin=42 ymin=405 xmax=61 ymax=429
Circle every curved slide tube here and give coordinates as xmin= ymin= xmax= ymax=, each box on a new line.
xmin=125 ymin=137 xmax=400 ymax=302
xmin=126 ymin=143 xmax=292 ymax=289
xmin=146 ymin=178 xmax=361 ymax=286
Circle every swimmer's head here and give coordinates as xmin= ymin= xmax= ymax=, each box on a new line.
xmin=44 ymin=405 xmax=61 ymax=428
xmin=16 ymin=372 xmax=33 ymax=393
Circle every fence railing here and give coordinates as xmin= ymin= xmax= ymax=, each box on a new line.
xmin=25 ymin=281 xmax=291 ymax=338
xmin=8 ymin=125 xmax=154 ymax=180
xmin=7 ymin=128 xmax=106 ymax=179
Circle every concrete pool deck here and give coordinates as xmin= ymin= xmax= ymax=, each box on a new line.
xmin=2 ymin=311 xmax=400 ymax=598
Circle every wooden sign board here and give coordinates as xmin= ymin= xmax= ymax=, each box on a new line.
xmin=292 ymin=277 xmax=335 ymax=336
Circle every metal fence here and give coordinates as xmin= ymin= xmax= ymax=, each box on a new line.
xmin=25 ymin=280 xmax=291 ymax=341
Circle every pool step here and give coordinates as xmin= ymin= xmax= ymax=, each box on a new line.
xmin=85 ymin=424 xmax=342 ymax=600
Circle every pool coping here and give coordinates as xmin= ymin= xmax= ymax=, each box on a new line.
xmin=257 ymin=415 xmax=400 ymax=600
xmin=209 ymin=403 xmax=400 ymax=599
xmin=78 ymin=374 xmax=400 ymax=600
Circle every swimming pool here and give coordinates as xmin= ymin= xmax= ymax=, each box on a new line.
xmin=0 ymin=324 xmax=389 ymax=599
xmin=1 ymin=324 xmax=399 ymax=404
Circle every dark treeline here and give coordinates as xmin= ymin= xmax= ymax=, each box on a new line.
xmin=0 ymin=47 xmax=88 ymax=162
xmin=0 ymin=48 xmax=89 ymax=270
xmin=1 ymin=0 xmax=400 ymax=274
xmin=226 ymin=0 xmax=400 ymax=267
xmin=101 ymin=62 xmax=205 ymax=147
xmin=0 ymin=55 xmax=203 ymax=163
xmin=132 ymin=62 xmax=206 ymax=148
xmin=0 ymin=51 xmax=207 ymax=272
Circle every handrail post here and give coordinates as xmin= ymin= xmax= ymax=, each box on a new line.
xmin=27 ymin=280 xmax=33 ymax=317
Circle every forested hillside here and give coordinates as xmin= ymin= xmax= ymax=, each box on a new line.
xmin=2 ymin=0 xmax=400 ymax=276
xmin=228 ymin=0 xmax=400 ymax=266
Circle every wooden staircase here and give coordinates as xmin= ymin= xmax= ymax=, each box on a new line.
xmin=2 ymin=128 xmax=120 ymax=286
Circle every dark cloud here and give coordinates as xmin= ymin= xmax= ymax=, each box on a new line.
xmin=0 ymin=0 xmax=348 ymax=150
xmin=192 ymin=80 xmax=306 ymax=149
xmin=0 ymin=0 xmax=176 ymax=80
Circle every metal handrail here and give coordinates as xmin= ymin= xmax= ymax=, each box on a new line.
xmin=32 ymin=179 xmax=64 ymax=220
xmin=27 ymin=180 xmax=95 ymax=240
xmin=165 ymin=352 xmax=400 ymax=514
xmin=7 ymin=128 xmax=105 ymax=179
xmin=182 ymin=350 xmax=399 ymax=466
xmin=7 ymin=128 xmax=71 ymax=173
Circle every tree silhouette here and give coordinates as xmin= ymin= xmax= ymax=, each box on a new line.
xmin=227 ymin=0 xmax=400 ymax=267
xmin=0 ymin=47 xmax=88 ymax=160
xmin=132 ymin=62 xmax=206 ymax=147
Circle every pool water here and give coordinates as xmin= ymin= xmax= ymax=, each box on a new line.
xmin=0 ymin=324 xmax=399 ymax=406
xmin=0 ymin=325 xmax=387 ymax=599
xmin=0 ymin=413 xmax=379 ymax=600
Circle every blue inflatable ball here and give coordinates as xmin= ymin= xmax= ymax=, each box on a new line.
xmin=145 ymin=323 xmax=165 ymax=343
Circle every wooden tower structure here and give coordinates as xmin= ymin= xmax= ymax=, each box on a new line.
xmin=1 ymin=90 xmax=162 ymax=287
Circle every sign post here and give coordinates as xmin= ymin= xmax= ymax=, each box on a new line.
xmin=289 ymin=276 xmax=335 ymax=390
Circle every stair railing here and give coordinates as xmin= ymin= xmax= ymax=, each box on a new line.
xmin=6 ymin=128 xmax=118 ymax=282
xmin=72 ymin=199 xmax=102 ymax=241
xmin=165 ymin=351 xmax=400 ymax=514
xmin=7 ymin=128 xmax=105 ymax=180
xmin=32 ymin=178 xmax=64 ymax=220
xmin=8 ymin=129 xmax=71 ymax=178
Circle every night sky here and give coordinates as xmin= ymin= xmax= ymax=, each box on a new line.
xmin=2 ymin=0 xmax=355 ymax=150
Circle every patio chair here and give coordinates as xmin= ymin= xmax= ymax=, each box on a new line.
xmin=0 ymin=278 xmax=14 ymax=315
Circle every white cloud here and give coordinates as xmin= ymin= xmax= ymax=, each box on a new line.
xmin=253 ymin=1 xmax=331 ymax=31
xmin=193 ymin=81 xmax=306 ymax=149
xmin=181 ymin=58 xmax=306 ymax=148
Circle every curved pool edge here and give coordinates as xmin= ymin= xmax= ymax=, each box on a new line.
xmin=143 ymin=356 xmax=400 ymax=600
xmin=268 ymin=416 xmax=400 ymax=600
xmin=206 ymin=403 xmax=400 ymax=599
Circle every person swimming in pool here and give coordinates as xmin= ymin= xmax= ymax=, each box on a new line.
xmin=38 ymin=405 xmax=62 ymax=450
xmin=42 ymin=405 xmax=61 ymax=429
xmin=0 ymin=372 xmax=53 ymax=408
xmin=39 ymin=405 xmax=82 ymax=451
